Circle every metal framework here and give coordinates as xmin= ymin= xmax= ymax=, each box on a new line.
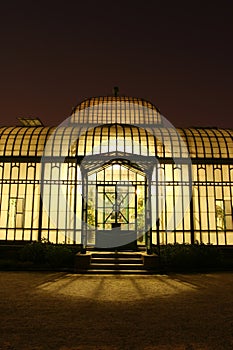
xmin=0 ymin=96 xmax=232 ymax=250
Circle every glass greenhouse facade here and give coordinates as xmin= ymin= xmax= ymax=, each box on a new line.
xmin=0 ymin=96 xmax=232 ymax=252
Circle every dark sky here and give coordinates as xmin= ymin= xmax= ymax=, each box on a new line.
xmin=0 ymin=0 xmax=232 ymax=128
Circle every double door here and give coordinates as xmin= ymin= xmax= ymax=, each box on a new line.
xmin=97 ymin=184 xmax=136 ymax=231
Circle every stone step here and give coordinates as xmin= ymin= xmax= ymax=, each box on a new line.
xmin=87 ymin=251 xmax=146 ymax=274
xmin=89 ymin=263 xmax=144 ymax=270
xmin=84 ymin=269 xmax=154 ymax=275
xmin=91 ymin=257 xmax=143 ymax=264
xmin=91 ymin=252 xmax=142 ymax=259
xmin=75 ymin=251 xmax=159 ymax=274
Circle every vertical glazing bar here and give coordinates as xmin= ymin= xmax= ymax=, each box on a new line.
xmin=0 ymin=164 xmax=4 ymax=239
xmin=13 ymin=164 xmax=20 ymax=240
xmin=104 ymin=168 xmax=106 ymax=229
xmin=197 ymin=166 xmax=202 ymax=243
xmin=38 ymin=161 xmax=44 ymax=242
xmin=64 ymin=164 xmax=69 ymax=244
xmin=213 ymin=165 xmax=219 ymax=245
xmin=95 ymin=182 xmax=98 ymax=231
xmin=189 ymin=163 xmax=195 ymax=244
xmin=73 ymin=163 xmax=78 ymax=244
xmin=81 ymin=169 xmax=87 ymax=252
xmin=204 ymin=164 xmax=211 ymax=244
xmin=135 ymin=184 xmax=137 ymax=234
xmin=23 ymin=163 xmax=28 ymax=241
xmin=146 ymin=173 xmax=152 ymax=254
xmin=172 ymin=165 xmax=176 ymax=243
xmin=221 ymin=165 xmax=227 ymax=245
xmin=29 ymin=164 xmax=36 ymax=241
xmin=56 ymin=163 xmax=62 ymax=244
xmin=229 ymin=166 xmax=233 ymax=244
xmin=6 ymin=163 xmax=13 ymax=239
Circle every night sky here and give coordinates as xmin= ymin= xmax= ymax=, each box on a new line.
xmin=0 ymin=0 xmax=232 ymax=128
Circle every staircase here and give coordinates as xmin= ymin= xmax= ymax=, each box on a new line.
xmin=76 ymin=251 xmax=157 ymax=274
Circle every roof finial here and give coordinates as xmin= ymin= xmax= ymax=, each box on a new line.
xmin=113 ymin=86 xmax=119 ymax=97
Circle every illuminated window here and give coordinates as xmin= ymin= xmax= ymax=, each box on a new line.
xmin=216 ymin=200 xmax=225 ymax=230
xmin=0 ymin=96 xmax=232 ymax=248
xmin=8 ymin=198 xmax=25 ymax=228
xmin=216 ymin=200 xmax=233 ymax=231
xmin=225 ymin=200 xmax=233 ymax=230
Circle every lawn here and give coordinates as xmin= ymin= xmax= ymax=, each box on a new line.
xmin=0 ymin=272 xmax=233 ymax=349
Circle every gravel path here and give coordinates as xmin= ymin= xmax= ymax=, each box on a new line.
xmin=0 ymin=272 xmax=233 ymax=350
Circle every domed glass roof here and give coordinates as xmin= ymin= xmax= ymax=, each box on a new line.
xmin=70 ymin=96 xmax=162 ymax=125
xmin=0 ymin=96 xmax=232 ymax=159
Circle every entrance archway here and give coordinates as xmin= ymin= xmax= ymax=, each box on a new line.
xmin=81 ymin=159 xmax=148 ymax=250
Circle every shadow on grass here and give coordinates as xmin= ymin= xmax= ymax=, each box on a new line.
xmin=1 ymin=271 xmax=233 ymax=349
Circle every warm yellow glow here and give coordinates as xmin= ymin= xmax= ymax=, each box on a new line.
xmin=0 ymin=96 xmax=232 ymax=246
xmin=37 ymin=274 xmax=198 ymax=301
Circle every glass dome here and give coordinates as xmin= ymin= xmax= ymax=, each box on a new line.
xmin=70 ymin=96 xmax=162 ymax=125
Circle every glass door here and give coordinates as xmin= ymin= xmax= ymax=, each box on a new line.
xmin=84 ymin=162 xmax=147 ymax=249
xmin=97 ymin=184 xmax=136 ymax=231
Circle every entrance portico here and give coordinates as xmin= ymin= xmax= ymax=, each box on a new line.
xmin=80 ymin=157 xmax=153 ymax=252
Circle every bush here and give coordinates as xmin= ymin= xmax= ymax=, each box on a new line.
xmin=19 ymin=241 xmax=46 ymax=264
xmin=19 ymin=241 xmax=78 ymax=267
xmin=154 ymin=243 xmax=222 ymax=271
xmin=44 ymin=244 xmax=74 ymax=267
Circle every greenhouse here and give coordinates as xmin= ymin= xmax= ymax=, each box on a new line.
xmin=0 ymin=96 xmax=232 ymax=252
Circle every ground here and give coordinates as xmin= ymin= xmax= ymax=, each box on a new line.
xmin=0 ymin=272 xmax=233 ymax=350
